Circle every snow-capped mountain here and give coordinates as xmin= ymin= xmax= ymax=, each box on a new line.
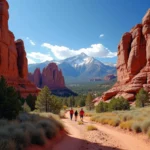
xmin=28 ymin=53 xmax=116 ymax=82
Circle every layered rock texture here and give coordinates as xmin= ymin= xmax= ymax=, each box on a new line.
xmin=28 ymin=63 xmax=65 ymax=90
xmin=0 ymin=0 xmax=39 ymax=97
xmin=94 ymin=9 xmax=150 ymax=104
xmin=104 ymin=74 xmax=117 ymax=81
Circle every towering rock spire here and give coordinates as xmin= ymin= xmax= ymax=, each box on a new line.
xmin=0 ymin=0 xmax=39 ymax=97
xmin=28 ymin=63 xmax=66 ymax=90
xmin=94 ymin=9 xmax=150 ymax=104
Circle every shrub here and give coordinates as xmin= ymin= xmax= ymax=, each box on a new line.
xmin=78 ymin=121 xmax=84 ymax=125
xmin=36 ymin=120 xmax=58 ymax=139
xmin=96 ymin=102 xmax=108 ymax=113
xmin=135 ymin=88 xmax=149 ymax=107
xmin=121 ymin=114 xmax=133 ymax=121
xmin=141 ymin=120 xmax=150 ymax=133
xmin=87 ymin=125 xmax=97 ymax=131
xmin=31 ymin=128 xmax=46 ymax=145
xmin=11 ymin=128 xmax=30 ymax=149
xmin=109 ymin=118 xmax=120 ymax=127
xmin=0 ymin=139 xmax=16 ymax=150
xmin=131 ymin=122 xmax=142 ymax=133
xmin=109 ymin=97 xmax=130 ymax=111
xmin=120 ymin=121 xmax=133 ymax=131
xmin=20 ymin=122 xmax=46 ymax=145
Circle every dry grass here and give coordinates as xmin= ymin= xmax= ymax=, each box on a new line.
xmin=87 ymin=125 xmax=98 ymax=131
xmin=91 ymin=106 xmax=150 ymax=137
xmin=78 ymin=121 xmax=84 ymax=125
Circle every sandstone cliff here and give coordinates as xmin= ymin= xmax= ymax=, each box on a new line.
xmin=0 ymin=0 xmax=39 ymax=97
xmin=28 ymin=63 xmax=65 ymax=90
xmin=94 ymin=9 xmax=150 ymax=104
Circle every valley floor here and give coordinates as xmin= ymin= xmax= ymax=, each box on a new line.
xmin=52 ymin=112 xmax=150 ymax=150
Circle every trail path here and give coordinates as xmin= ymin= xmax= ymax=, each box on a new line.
xmin=52 ymin=112 xmax=150 ymax=150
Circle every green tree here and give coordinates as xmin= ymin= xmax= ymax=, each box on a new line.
xmin=108 ymin=97 xmax=130 ymax=111
xmin=22 ymin=101 xmax=31 ymax=112
xmin=0 ymin=76 xmax=21 ymax=119
xmin=35 ymin=86 xmax=62 ymax=114
xmin=35 ymin=86 xmax=52 ymax=112
xmin=96 ymin=101 xmax=108 ymax=113
xmin=135 ymin=88 xmax=149 ymax=107
xmin=26 ymin=94 xmax=37 ymax=111
xmin=86 ymin=93 xmax=94 ymax=110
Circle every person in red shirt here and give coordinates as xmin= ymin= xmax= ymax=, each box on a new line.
xmin=70 ymin=108 xmax=74 ymax=120
xmin=80 ymin=108 xmax=84 ymax=122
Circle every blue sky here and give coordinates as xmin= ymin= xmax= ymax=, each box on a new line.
xmin=7 ymin=0 xmax=150 ymax=64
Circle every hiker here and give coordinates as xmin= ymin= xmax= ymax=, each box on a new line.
xmin=74 ymin=110 xmax=78 ymax=121
xmin=80 ymin=108 xmax=85 ymax=122
xmin=70 ymin=108 xmax=74 ymax=120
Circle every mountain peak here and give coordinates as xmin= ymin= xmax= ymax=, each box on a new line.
xmin=80 ymin=52 xmax=87 ymax=57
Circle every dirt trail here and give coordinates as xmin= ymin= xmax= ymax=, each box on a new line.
xmin=52 ymin=112 xmax=150 ymax=150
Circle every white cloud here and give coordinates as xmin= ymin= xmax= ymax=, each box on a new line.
xmin=41 ymin=43 xmax=117 ymax=60
xmin=27 ymin=52 xmax=53 ymax=63
xmin=27 ymin=58 xmax=36 ymax=64
xmin=26 ymin=37 xmax=36 ymax=46
xmin=99 ymin=34 xmax=104 ymax=38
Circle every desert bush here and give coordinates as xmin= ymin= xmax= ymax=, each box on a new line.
xmin=135 ymin=88 xmax=149 ymax=107
xmin=0 ymin=139 xmax=16 ymax=150
xmin=131 ymin=122 xmax=142 ymax=133
xmin=11 ymin=128 xmax=30 ymax=149
xmin=109 ymin=118 xmax=120 ymax=127
xmin=141 ymin=120 xmax=150 ymax=133
xmin=36 ymin=120 xmax=58 ymax=139
xmin=20 ymin=122 xmax=46 ymax=145
xmin=96 ymin=102 xmax=108 ymax=113
xmin=78 ymin=121 xmax=84 ymax=125
xmin=119 ymin=121 xmax=133 ymax=131
xmin=109 ymin=97 xmax=130 ymax=111
xmin=87 ymin=125 xmax=97 ymax=131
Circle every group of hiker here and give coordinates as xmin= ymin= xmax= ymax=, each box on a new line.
xmin=69 ymin=108 xmax=85 ymax=121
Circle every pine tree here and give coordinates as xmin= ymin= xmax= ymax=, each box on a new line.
xmin=0 ymin=76 xmax=21 ymax=119
xmin=35 ymin=86 xmax=51 ymax=112
xmin=86 ymin=93 xmax=94 ymax=110
xmin=35 ymin=86 xmax=62 ymax=114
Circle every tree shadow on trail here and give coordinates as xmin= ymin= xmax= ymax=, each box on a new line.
xmin=53 ymin=131 xmax=124 ymax=150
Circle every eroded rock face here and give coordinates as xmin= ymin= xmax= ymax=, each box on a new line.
xmin=28 ymin=63 xmax=66 ymax=90
xmin=0 ymin=0 xmax=39 ymax=97
xmin=104 ymin=74 xmax=116 ymax=81
xmin=94 ymin=9 xmax=150 ymax=104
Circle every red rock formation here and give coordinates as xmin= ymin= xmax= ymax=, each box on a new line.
xmin=104 ymin=74 xmax=117 ymax=81
xmin=0 ymin=0 xmax=39 ymax=97
xmin=94 ymin=9 xmax=150 ymax=104
xmin=28 ymin=63 xmax=66 ymax=90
